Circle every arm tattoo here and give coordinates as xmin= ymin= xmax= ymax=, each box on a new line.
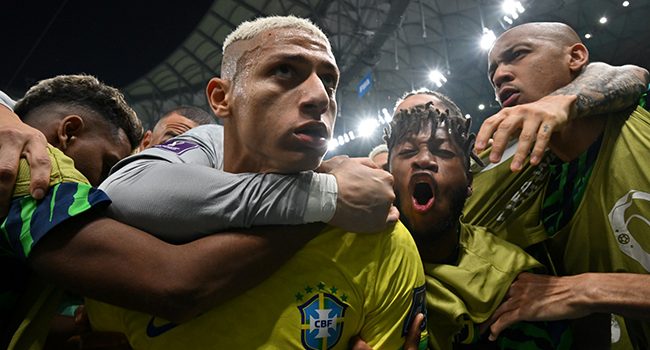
xmin=550 ymin=63 xmax=650 ymax=119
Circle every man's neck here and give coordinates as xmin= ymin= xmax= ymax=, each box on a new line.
xmin=416 ymin=222 xmax=460 ymax=264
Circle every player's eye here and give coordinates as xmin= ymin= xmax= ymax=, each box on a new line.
xmin=273 ymin=65 xmax=293 ymax=79
xmin=321 ymin=74 xmax=337 ymax=90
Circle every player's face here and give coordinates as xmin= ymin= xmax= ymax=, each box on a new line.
xmin=391 ymin=95 xmax=471 ymax=240
xmin=147 ymin=112 xmax=200 ymax=148
xmin=65 ymin=121 xmax=131 ymax=186
xmin=227 ymin=27 xmax=339 ymax=173
xmin=488 ymin=28 xmax=573 ymax=107
xmin=391 ymin=123 xmax=470 ymax=240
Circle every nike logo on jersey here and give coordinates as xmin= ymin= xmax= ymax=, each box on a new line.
xmin=146 ymin=317 xmax=179 ymax=338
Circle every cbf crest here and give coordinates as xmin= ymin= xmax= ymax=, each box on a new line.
xmin=297 ymin=289 xmax=348 ymax=350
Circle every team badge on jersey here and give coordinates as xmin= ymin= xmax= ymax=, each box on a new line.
xmin=297 ymin=291 xmax=347 ymax=350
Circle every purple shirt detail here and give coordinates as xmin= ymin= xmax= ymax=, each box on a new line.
xmin=153 ymin=140 xmax=200 ymax=155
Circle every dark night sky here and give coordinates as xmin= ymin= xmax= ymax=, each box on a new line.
xmin=2 ymin=0 xmax=214 ymax=98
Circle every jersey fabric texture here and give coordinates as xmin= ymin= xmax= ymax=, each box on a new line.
xmin=542 ymin=106 xmax=650 ymax=349
xmin=424 ymin=222 xmax=571 ymax=350
xmin=462 ymin=139 xmax=553 ymax=250
xmin=1 ymin=148 xmax=111 ymax=348
xmin=86 ymin=221 xmax=428 ymax=350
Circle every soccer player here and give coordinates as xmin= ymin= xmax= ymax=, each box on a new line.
xmin=139 ymin=105 xmax=217 ymax=150
xmin=468 ymin=22 xmax=650 ymax=348
xmin=85 ymin=15 xmax=428 ymax=349
xmin=388 ymin=92 xmax=560 ymax=349
xmin=0 ymin=73 xmax=398 ymax=348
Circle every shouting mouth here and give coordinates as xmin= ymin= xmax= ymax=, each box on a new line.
xmin=410 ymin=175 xmax=436 ymax=213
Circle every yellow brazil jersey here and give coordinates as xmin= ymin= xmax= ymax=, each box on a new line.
xmin=424 ymin=222 xmax=542 ymax=350
xmin=86 ymin=221 xmax=428 ymax=350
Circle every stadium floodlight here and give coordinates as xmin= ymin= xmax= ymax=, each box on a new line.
xmin=478 ymin=104 xmax=485 ymax=110
xmin=585 ymin=33 xmax=592 ymax=39
xmin=465 ymin=114 xmax=471 ymax=119
xmin=382 ymin=108 xmax=393 ymax=123
xmin=338 ymin=135 xmax=345 ymax=145
xmin=429 ymin=71 xmax=448 ymax=88
xmin=328 ymin=139 xmax=339 ymax=150
xmin=343 ymin=134 xmax=350 ymax=143
xmin=622 ymin=1 xmax=630 ymax=7
xmin=600 ymin=16 xmax=607 ymax=24
xmin=503 ymin=15 xmax=513 ymax=24
xmin=481 ymin=28 xmax=496 ymax=49
xmin=348 ymin=131 xmax=356 ymax=140
xmin=358 ymin=119 xmax=379 ymax=137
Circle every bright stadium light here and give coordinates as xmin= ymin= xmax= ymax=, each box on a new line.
xmin=585 ymin=33 xmax=592 ymax=39
xmin=328 ymin=139 xmax=339 ymax=150
xmin=600 ymin=16 xmax=608 ymax=24
xmin=481 ymin=27 xmax=496 ymax=49
xmin=622 ymin=1 xmax=630 ymax=7
xmin=478 ymin=104 xmax=485 ymax=110
xmin=338 ymin=135 xmax=345 ymax=145
xmin=429 ymin=71 xmax=448 ymax=88
xmin=503 ymin=15 xmax=513 ymax=24
xmin=348 ymin=131 xmax=356 ymax=140
xmin=358 ymin=119 xmax=379 ymax=137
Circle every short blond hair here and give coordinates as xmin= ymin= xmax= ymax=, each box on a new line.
xmin=223 ymin=15 xmax=329 ymax=54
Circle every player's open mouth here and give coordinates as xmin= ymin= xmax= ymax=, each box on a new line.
xmin=410 ymin=175 xmax=435 ymax=213
xmin=499 ymin=88 xmax=519 ymax=107
xmin=294 ymin=122 xmax=329 ymax=149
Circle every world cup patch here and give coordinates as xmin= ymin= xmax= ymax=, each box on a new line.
xmin=153 ymin=140 xmax=199 ymax=155
xmin=297 ymin=287 xmax=348 ymax=350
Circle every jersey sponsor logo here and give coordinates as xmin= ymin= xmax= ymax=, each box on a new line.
xmin=298 ymin=291 xmax=347 ymax=350
xmin=153 ymin=140 xmax=199 ymax=155
xmin=146 ymin=317 xmax=179 ymax=338
xmin=402 ymin=284 xmax=427 ymax=337
xmin=608 ymin=190 xmax=650 ymax=272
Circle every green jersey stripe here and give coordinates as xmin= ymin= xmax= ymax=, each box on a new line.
xmin=19 ymin=196 xmax=38 ymax=258
xmin=69 ymin=183 xmax=92 ymax=216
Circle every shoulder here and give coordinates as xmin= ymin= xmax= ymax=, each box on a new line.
xmin=14 ymin=148 xmax=89 ymax=198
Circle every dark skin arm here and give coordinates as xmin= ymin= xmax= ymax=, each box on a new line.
xmin=475 ymin=63 xmax=650 ymax=171
xmin=29 ymin=210 xmax=322 ymax=324
xmin=480 ymin=272 xmax=650 ymax=341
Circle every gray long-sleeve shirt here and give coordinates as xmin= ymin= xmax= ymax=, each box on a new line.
xmin=100 ymin=125 xmax=337 ymax=244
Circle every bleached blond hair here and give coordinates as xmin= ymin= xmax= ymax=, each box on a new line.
xmin=222 ymin=15 xmax=329 ymax=54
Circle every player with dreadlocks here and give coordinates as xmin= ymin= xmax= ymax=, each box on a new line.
xmin=385 ymin=89 xmax=574 ymax=350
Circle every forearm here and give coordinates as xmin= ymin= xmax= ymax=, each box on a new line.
xmin=29 ymin=211 xmax=321 ymax=323
xmin=102 ymin=161 xmax=316 ymax=243
xmin=551 ymin=62 xmax=650 ymax=119
xmin=577 ymin=272 xmax=650 ymax=322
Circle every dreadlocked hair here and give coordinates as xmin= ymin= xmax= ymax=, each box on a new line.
xmin=384 ymin=101 xmax=483 ymax=171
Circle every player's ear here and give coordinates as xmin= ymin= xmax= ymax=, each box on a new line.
xmin=207 ymin=77 xmax=232 ymax=120
xmin=467 ymin=171 xmax=474 ymax=197
xmin=57 ymin=115 xmax=84 ymax=150
xmin=568 ymin=43 xmax=589 ymax=73
xmin=140 ymin=130 xmax=153 ymax=150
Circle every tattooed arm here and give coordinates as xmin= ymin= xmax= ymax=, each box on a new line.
xmin=475 ymin=63 xmax=649 ymax=171
xmin=552 ymin=62 xmax=650 ymax=119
